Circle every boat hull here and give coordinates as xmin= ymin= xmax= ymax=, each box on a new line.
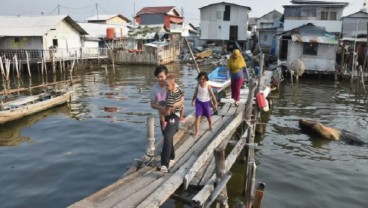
xmin=0 ymin=91 xmax=73 ymax=124
xmin=208 ymin=66 xmax=231 ymax=93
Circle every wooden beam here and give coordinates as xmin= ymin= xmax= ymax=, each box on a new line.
xmin=0 ymin=79 xmax=79 ymax=95
xmin=183 ymin=112 xmax=244 ymax=189
xmin=204 ymin=172 xmax=231 ymax=208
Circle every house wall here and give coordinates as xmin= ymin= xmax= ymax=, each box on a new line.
xmin=286 ymin=41 xmax=337 ymax=71
xmin=200 ymin=4 xmax=249 ymax=40
xmin=45 ymin=19 xmax=82 ymax=50
xmin=342 ymin=17 xmax=368 ymax=38
xmin=284 ymin=6 xmax=344 ymax=33
xmin=0 ymin=36 xmax=43 ymax=49
xmin=139 ymin=14 xmax=165 ymax=25
xmin=45 ymin=19 xmax=82 ymax=59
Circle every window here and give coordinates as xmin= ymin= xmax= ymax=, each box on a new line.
xmin=223 ymin=5 xmax=230 ymax=21
xmin=320 ymin=9 xmax=337 ymax=20
xmin=330 ymin=12 xmax=337 ymax=20
xmin=217 ymin=11 xmax=222 ymax=19
xmin=263 ymin=34 xmax=268 ymax=41
xmin=303 ymin=42 xmax=318 ymax=55
xmin=52 ymin=39 xmax=58 ymax=47
xmin=14 ymin=37 xmax=20 ymax=43
xmin=321 ymin=11 xmax=328 ymax=20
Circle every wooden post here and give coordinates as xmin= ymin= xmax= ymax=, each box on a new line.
xmin=25 ymin=51 xmax=31 ymax=77
xmin=146 ymin=114 xmax=155 ymax=157
xmin=213 ymin=149 xmax=228 ymax=208
xmin=0 ymin=56 xmax=5 ymax=78
xmin=41 ymin=56 xmax=44 ymax=75
xmin=14 ymin=54 xmax=19 ymax=79
xmin=52 ymin=49 xmax=56 ymax=74
xmin=5 ymin=58 xmax=10 ymax=81
xmin=111 ymin=50 xmax=115 ymax=75
xmin=184 ymin=37 xmax=200 ymax=73
xmin=253 ymin=182 xmax=266 ymax=208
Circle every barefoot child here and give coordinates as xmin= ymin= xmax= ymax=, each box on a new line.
xmin=191 ymin=72 xmax=218 ymax=138
xmin=159 ymin=74 xmax=184 ymax=172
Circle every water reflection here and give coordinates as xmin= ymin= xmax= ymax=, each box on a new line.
xmin=0 ymin=105 xmax=70 ymax=146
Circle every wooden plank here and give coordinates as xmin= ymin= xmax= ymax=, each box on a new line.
xmin=136 ymin=156 xmax=197 ymax=208
xmin=192 ymin=131 xmax=248 ymax=207
xmin=198 ymin=134 xmax=233 ymax=187
xmin=183 ymin=111 xmax=244 ymax=190
xmin=217 ymin=103 xmax=231 ymax=116
xmin=110 ymin=115 xmax=226 ymax=207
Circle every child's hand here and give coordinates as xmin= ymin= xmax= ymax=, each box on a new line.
xmin=213 ymin=102 xmax=218 ymax=111
xmin=192 ymin=100 xmax=195 ymax=106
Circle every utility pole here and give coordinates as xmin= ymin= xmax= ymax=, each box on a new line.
xmin=96 ymin=3 xmax=99 ymax=20
xmin=58 ymin=4 xmax=60 ymax=15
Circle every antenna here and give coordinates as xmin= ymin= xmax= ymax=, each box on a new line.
xmin=96 ymin=3 xmax=99 ymax=20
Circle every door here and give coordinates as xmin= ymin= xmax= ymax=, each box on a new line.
xmin=229 ymin=25 xmax=238 ymax=41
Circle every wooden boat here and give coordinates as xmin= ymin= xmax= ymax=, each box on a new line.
xmin=208 ymin=66 xmax=231 ymax=93
xmin=0 ymin=90 xmax=73 ymax=124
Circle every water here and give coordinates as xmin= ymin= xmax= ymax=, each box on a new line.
xmin=227 ymin=79 xmax=368 ymax=208
xmin=1 ymin=65 xmax=368 ymax=208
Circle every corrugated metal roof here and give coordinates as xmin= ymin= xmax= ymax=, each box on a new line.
xmin=144 ymin=41 xmax=169 ymax=48
xmin=136 ymin=6 xmax=176 ymax=16
xmin=0 ymin=15 xmax=87 ymax=36
xmin=292 ymin=34 xmax=338 ymax=44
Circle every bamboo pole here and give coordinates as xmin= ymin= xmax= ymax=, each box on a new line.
xmin=184 ymin=37 xmax=200 ymax=73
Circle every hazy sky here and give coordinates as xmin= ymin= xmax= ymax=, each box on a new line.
xmin=0 ymin=0 xmax=365 ymax=25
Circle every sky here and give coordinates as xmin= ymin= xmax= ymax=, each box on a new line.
xmin=0 ymin=0 xmax=366 ymax=25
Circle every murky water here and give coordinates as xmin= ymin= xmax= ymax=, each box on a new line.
xmin=1 ymin=64 xmax=368 ymax=208
xmin=227 ymin=79 xmax=368 ymax=208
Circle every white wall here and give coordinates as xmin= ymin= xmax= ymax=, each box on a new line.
xmin=45 ymin=19 xmax=82 ymax=50
xmin=284 ymin=20 xmax=342 ymax=33
xmin=200 ymin=3 xmax=250 ymax=40
xmin=286 ymin=41 xmax=337 ymax=71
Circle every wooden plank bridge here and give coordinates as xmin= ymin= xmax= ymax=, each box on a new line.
xmin=69 ymin=65 xmax=274 ymax=208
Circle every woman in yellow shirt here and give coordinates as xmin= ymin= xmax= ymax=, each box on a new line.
xmin=227 ymin=49 xmax=246 ymax=105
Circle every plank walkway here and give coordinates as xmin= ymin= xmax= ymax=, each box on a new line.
xmin=68 ymin=70 xmax=274 ymax=208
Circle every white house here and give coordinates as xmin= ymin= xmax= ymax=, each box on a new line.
xmin=0 ymin=15 xmax=87 ymax=60
xmin=278 ymin=23 xmax=338 ymax=73
xmin=199 ymin=2 xmax=251 ymax=50
xmin=283 ymin=0 xmax=349 ymax=35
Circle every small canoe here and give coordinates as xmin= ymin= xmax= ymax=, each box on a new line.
xmin=208 ymin=66 xmax=231 ymax=93
xmin=0 ymin=90 xmax=73 ymax=124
